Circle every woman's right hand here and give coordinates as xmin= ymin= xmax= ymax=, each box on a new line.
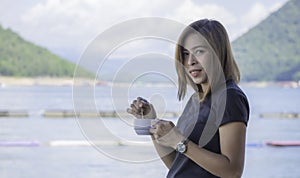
xmin=127 ymin=97 xmax=157 ymax=119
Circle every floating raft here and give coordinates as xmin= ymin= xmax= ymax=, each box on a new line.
xmin=260 ymin=112 xmax=300 ymax=119
xmin=48 ymin=140 xmax=153 ymax=147
xmin=0 ymin=110 xmax=28 ymax=118
xmin=43 ymin=110 xmax=130 ymax=118
xmin=265 ymin=141 xmax=300 ymax=147
xmin=1 ymin=140 xmax=298 ymax=147
xmin=43 ymin=110 xmax=180 ymax=118
xmin=48 ymin=140 xmax=118 ymax=147
xmin=0 ymin=110 xmax=180 ymax=118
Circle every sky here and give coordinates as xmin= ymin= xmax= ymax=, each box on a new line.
xmin=0 ymin=0 xmax=289 ymax=63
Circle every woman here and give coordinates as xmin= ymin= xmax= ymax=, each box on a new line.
xmin=127 ymin=19 xmax=249 ymax=178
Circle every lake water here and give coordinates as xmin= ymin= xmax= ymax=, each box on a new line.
xmin=0 ymin=84 xmax=300 ymax=178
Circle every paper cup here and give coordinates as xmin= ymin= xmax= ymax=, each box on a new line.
xmin=133 ymin=119 xmax=154 ymax=135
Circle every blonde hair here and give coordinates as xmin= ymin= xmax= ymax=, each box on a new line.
xmin=175 ymin=19 xmax=240 ymax=101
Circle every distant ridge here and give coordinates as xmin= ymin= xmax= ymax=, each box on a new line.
xmin=0 ymin=25 xmax=88 ymax=77
xmin=232 ymin=0 xmax=300 ymax=81
xmin=2 ymin=0 xmax=299 ymax=82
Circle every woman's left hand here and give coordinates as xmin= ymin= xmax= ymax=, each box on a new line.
xmin=150 ymin=120 xmax=185 ymax=149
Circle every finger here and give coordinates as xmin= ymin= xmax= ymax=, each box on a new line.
xmin=150 ymin=131 xmax=159 ymax=140
xmin=132 ymin=100 xmax=140 ymax=108
xmin=166 ymin=121 xmax=175 ymax=127
xmin=133 ymin=100 xmax=145 ymax=110
xmin=137 ymin=97 xmax=150 ymax=108
xmin=133 ymin=100 xmax=145 ymax=114
xmin=126 ymin=108 xmax=140 ymax=118
xmin=149 ymin=127 xmax=157 ymax=134
xmin=154 ymin=134 xmax=159 ymax=140
xmin=137 ymin=97 xmax=148 ymax=104
xmin=154 ymin=119 xmax=165 ymax=127
xmin=126 ymin=108 xmax=133 ymax=114
xmin=130 ymin=103 xmax=140 ymax=113
xmin=151 ymin=120 xmax=165 ymax=131
xmin=127 ymin=108 xmax=138 ymax=115
xmin=151 ymin=119 xmax=160 ymax=127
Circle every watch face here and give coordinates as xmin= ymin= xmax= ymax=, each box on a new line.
xmin=177 ymin=143 xmax=186 ymax=153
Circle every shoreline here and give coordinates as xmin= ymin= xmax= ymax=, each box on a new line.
xmin=0 ymin=76 xmax=299 ymax=88
xmin=0 ymin=76 xmax=92 ymax=86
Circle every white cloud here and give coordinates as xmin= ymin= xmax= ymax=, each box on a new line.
xmin=19 ymin=0 xmax=238 ymax=61
xmin=17 ymin=0 xmax=289 ymax=61
xmin=236 ymin=1 xmax=287 ymax=38
xmin=170 ymin=0 xmax=236 ymax=25
xmin=241 ymin=2 xmax=268 ymax=27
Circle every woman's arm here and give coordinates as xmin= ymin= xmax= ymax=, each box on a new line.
xmin=151 ymin=120 xmax=246 ymax=178
xmin=181 ymin=122 xmax=246 ymax=178
xmin=151 ymin=134 xmax=176 ymax=169
xmin=126 ymin=97 xmax=176 ymax=169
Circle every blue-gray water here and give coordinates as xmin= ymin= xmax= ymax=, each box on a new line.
xmin=0 ymin=84 xmax=300 ymax=178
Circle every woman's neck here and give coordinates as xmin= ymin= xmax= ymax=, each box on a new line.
xmin=201 ymin=82 xmax=209 ymax=93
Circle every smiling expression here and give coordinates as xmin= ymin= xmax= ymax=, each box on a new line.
xmin=182 ymin=33 xmax=212 ymax=85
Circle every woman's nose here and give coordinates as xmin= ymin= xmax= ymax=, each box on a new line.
xmin=187 ymin=54 xmax=197 ymax=66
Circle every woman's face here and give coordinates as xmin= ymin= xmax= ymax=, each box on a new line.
xmin=182 ymin=33 xmax=212 ymax=85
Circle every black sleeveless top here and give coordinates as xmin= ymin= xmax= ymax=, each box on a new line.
xmin=167 ymin=79 xmax=250 ymax=178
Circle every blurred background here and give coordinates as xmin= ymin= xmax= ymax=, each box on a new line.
xmin=0 ymin=0 xmax=300 ymax=177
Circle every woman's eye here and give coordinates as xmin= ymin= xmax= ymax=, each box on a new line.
xmin=194 ymin=49 xmax=204 ymax=55
xmin=183 ymin=52 xmax=189 ymax=58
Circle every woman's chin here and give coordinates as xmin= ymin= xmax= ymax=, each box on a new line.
xmin=192 ymin=77 xmax=209 ymax=85
xmin=192 ymin=78 xmax=203 ymax=84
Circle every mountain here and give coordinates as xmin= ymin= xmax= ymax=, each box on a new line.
xmin=0 ymin=25 xmax=88 ymax=77
xmin=2 ymin=0 xmax=298 ymax=82
xmin=232 ymin=0 xmax=300 ymax=81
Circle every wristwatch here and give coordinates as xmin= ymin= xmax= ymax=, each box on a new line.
xmin=176 ymin=138 xmax=189 ymax=154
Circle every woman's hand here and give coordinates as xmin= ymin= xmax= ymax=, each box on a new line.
xmin=127 ymin=97 xmax=157 ymax=119
xmin=150 ymin=119 xmax=185 ymax=149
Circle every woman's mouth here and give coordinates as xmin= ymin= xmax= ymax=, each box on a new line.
xmin=189 ymin=69 xmax=202 ymax=77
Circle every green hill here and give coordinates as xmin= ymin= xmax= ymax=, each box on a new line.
xmin=232 ymin=0 xmax=300 ymax=81
xmin=0 ymin=25 xmax=86 ymax=77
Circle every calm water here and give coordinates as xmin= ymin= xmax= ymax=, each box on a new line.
xmin=0 ymin=84 xmax=300 ymax=178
